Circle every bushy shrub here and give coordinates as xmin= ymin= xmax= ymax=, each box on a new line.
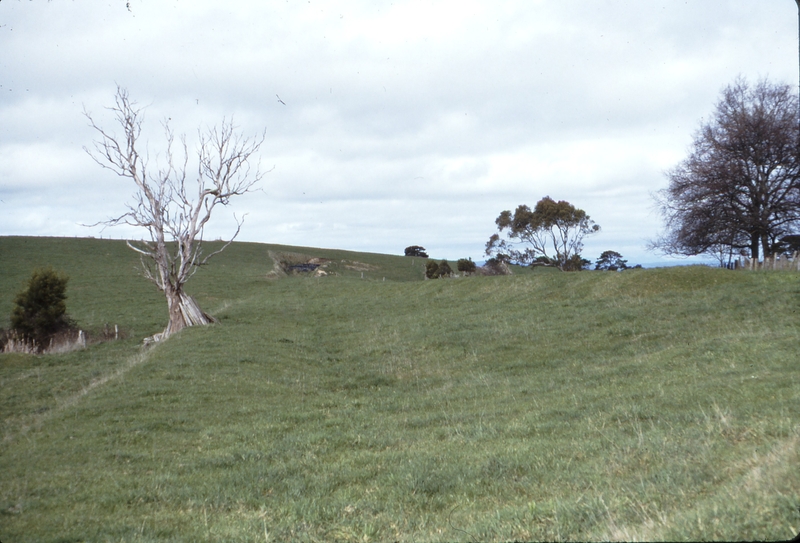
xmin=562 ymin=254 xmax=591 ymax=271
xmin=425 ymin=260 xmax=440 ymax=279
xmin=457 ymin=258 xmax=477 ymax=275
xmin=425 ymin=259 xmax=453 ymax=279
xmin=10 ymin=267 xmax=73 ymax=351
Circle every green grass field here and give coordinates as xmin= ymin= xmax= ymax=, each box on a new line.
xmin=1 ymin=236 xmax=798 ymax=541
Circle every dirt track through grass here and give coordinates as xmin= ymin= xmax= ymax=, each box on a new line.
xmin=2 ymin=347 xmax=153 ymax=445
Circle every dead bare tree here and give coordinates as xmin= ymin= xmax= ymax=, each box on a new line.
xmin=85 ymin=86 xmax=266 ymax=341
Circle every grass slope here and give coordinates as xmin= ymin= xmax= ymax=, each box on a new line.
xmin=1 ymin=236 xmax=799 ymax=541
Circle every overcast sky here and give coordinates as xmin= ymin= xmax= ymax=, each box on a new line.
xmin=1 ymin=0 xmax=797 ymax=265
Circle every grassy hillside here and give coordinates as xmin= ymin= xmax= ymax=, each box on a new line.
xmin=1 ymin=236 xmax=798 ymax=541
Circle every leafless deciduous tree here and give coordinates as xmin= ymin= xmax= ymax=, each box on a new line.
xmin=85 ymin=86 xmax=266 ymax=341
xmin=652 ymin=78 xmax=800 ymax=263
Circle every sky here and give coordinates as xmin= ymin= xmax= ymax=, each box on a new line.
xmin=0 ymin=0 xmax=798 ymax=266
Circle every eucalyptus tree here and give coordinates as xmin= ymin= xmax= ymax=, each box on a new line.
xmin=85 ymin=86 xmax=266 ymax=341
xmin=485 ymin=196 xmax=599 ymax=271
xmin=594 ymin=251 xmax=628 ymax=271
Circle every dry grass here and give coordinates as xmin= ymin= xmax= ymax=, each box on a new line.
xmin=2 ymin=329 xmax=87 ymax=355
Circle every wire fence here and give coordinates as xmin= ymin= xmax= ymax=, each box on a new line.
xmin=730 ymin=252 xmax=800 ymax=271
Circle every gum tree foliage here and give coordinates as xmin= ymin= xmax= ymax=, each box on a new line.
xmin=485 ymin=197 xmax=599 ymax=271
xmin=652 ymin=78 xmax=800 ymax=263
xmin=404 ymin=246 xmax=429 ymax=258
xmin=10 ymin=267 xmax=72 ymax=349
xmin=85 ymin=87 xmax=266 ymax=340
xmin=594 ymin=251 xmax=628 ymax=271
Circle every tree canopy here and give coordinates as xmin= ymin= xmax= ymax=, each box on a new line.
xmin=652 ymin=78 xmax=800 ymax=263
xmin=594 ymin=251 xmax=628 ymax=271
xmin=485 ymin=197 xmax=599 ymax=271
xmin=404 ymin=246 xmax=429 ymax=258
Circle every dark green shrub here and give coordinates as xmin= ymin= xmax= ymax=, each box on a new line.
xmin=562 ymin=254 xmax=591 ymax=271
xmin=457 ymin=258 xmax=477 ymax=275
xmin=425 ymin=260 xmax=440 ymax=279
xmin=425 ymin=260 xmax=453 ymax=279
xmin=10 ymin=267 xmax=72 ymax=350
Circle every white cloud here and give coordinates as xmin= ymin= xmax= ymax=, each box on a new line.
xmin=0 ymin=0 xmax=797 ymax=266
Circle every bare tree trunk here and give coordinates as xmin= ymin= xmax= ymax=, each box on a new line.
xmin=84 ymin=87 xmax=265 ymax=343
xmin=761 ymin=232 xmax=772 ymax=260
xmin=165 ymin=286 xmax=217 ymax=337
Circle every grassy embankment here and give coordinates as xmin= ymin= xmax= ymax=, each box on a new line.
xmin=1 ymin=236 xmax=798 ymax=541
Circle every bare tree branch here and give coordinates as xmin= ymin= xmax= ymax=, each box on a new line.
xmin=85 ymin=86 xmax=266 ymax=340
xmin=652 ymin=78 xmax=800 ymax=261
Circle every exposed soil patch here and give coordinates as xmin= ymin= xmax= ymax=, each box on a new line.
xmin=267 ymin=251 xmax=333 ymax=277
xmin=266 ymin=251 xmax=378 ymax=278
